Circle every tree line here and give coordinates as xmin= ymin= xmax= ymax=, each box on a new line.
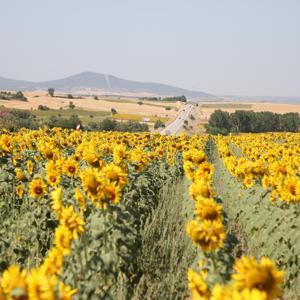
xmin=141 ymin=95 xmax=187 ymax=103
xmin=206 ymin=110 xmax=299 ymax=134
xmin=0 ymin=91 xmax=27 ymax=101
xmin=0 ymin=109 xmax=149 ymax=132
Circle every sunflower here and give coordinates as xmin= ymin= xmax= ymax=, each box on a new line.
xmin=58 ymin=282 xmax=77 ymax=300
xmin=279 ymin=177 xmax=300 ymax=203
xmin=27 ymin=160 xmax=34 ymax=175
xmin=192 ymin=150 xmax=206 ymax=165
xmin=195 ymin=198 xmax=222 ymax=222
xmin=29 ymin=178 xmax=47 ymax=198
xmin=41 ymin=247 xmax=64 ymax=276
xmin=0 ymin=134 xmax=12 ymax=152
xmin=210 ymin=284 xmax=231 ymax=300
xmin=243 ymin=175 xmax=255 ymax=188
xmin=211 ymin=284 xmax=267 ymax=300
xmin=113 ymin=144 xmax=128 ymax=166
xmin=187 ymin=268 xmax=210 ymax=300
xmin=183 ymin=161 xmax=196 ymax=180
xmin=75 ymin=187 xmax=86 ymax=209
xmin=186 ymin=220 xmax=226 ymax=252
xmin=100 ymin=163 xmax=128 ymax=188
xmin=1 ymin=265 xmax=27 ymax=298
xmin=16 ymin=184 xmax=25 ymax=198
xmin=190 ymin=180 xmax=213 ymax=200
xmin=101 ymin=182 xmax=122 ymax=206
xmin=50 ymin=188 xmax=63 ymax=218
xmin=46 ymin=169 xmax=61 ymax=187
xmin=60 ymin=206 xmax=85 ymax=240
xmin=15 ymin=168 xmax=27 ymax=182
xmin=54 ymin=225 xmax=72 ymax=255
xmin=80 ymin=168 xmax=102 ymax=199
xmin=26 ymin=268 xmax=56 ymax=300
xmin=232 ymin=256 xmax=284 ymax=300
xmin=63 ymin=158 xmax=79 ymax=177
xmin=194 ymin=162 xmax=214 ymax=180
xmin=130 ymin=149 xmax=148 ymax=171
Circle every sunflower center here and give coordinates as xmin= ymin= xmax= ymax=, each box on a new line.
xmin=246 ymin=269 xmax=275 ymax=293
xmin=34 ymin=186 xmax=43 ymax=195
xmin=50 ymin=176 xmax=57 ymax=182
xmin=288 ymin=184 xmax=296 ymax=195
xmin=68 ymin=166 xmax=76 ymax=173
xmin=202 ymin=207 xmax=218 ymax=220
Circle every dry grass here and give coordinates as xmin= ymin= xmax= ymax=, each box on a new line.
xmin=0 ymin=92 xmax=180 ymax=120
xmin=196 ymin=102 xmax=300 ymax=123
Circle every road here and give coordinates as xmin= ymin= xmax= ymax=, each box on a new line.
xmin=160 ymin=103 xmax=194 ymax=135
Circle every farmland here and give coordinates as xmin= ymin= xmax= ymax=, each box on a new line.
xmin=0 ymin=129 xmax=299 ymax=300
xmin=0 ymin=92 xmax=180 ymax=125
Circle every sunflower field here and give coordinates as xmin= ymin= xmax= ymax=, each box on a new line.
xmin=0 ymin=129 xmax=299 ymax=300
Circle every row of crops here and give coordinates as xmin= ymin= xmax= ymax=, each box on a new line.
xmin=0 ymin=130 xmax=299 ymax=299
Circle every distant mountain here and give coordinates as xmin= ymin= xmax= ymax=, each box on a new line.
xmin=0 ymin=72 xmax=212 ymax=98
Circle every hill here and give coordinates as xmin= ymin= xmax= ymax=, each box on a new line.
xmin=0 ymin=72 xmax=212 ymax=98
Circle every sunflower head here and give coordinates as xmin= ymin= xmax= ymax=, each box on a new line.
xmin=188 ymin=268 xmax=210 ymax=300
xmin=232 ymin=256 xmax=284 ymax=300
xmin=186 ymin=219 xmax=226 ymax=252
xmin=195 ymin=198 xmax=222 ymax=222
xmin=29 ymin=178 xmax=47 ymax=198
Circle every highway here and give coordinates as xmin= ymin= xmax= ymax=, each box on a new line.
xmin=160 ymin=103 xmax=194 ymax=135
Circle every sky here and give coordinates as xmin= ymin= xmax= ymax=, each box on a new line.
xmin=1 ymin=0 xmax=300 ymax=97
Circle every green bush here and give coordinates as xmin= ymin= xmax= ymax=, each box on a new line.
xmin=154 ymin=120 xmax=165 ymax=129
xmin=38 ymin=105 xmax=50 ymax=111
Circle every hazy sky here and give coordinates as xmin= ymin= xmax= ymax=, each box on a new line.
xmin=1 ymin=0 xmax=300 ymax=96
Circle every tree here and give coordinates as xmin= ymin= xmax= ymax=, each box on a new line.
xmin=280 ymin=113 xmax=300 ymax=132
xmin=48 ymin=88 xmax=55 ymax=97
xmin=111 ymin=108 xmax=117 ymax=115
xmin=69 ymin=101 xmax=76 ymax=109
xmin=206 ymin=110 xmax=231 ymax=134
xmin=15 ymin=91 xmax=27 ymax=101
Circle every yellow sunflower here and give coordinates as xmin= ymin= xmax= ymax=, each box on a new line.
xmin=232 ymin=256 xmax=284 ymax=300
xmin=41 ymin=247 xmax=64 ymax=276
xmin=186 ymin=219 xmax=226 ymax=252
xmin=29 ymin=178 xmax=47 ymax=198
xmin=15 ymin=168 xmax=27 ymax=182
xmin=16 ymin=184 xmax=25 ymax=198
xmin=54 ymin=225 xmax=72 ymax=255
xmin=195 ymin=198 xmax=222 ymax=222
xmin=58 ymin=282 xmax=77 ymax=300
xmin=1 ymin=265 xmax=27 ymax=298
xmin=100 ymin=163 xmax=128 ymax=188
xmin=80 ymin=168 xmax=102 ymax=200
xmin=27 ymin=160 xmax=34 ymax=175
xmin=60 ymin=206 xmax=85 ymax=240
xmin=46 ymin=169 xmax=61 ymax=187
xmin=63 ymin=158 xmax=79 ymax=177
xmin=190 ymin=180 xmax=213 ymax=200
xmin=26 ymin=268 xmax=56 ymax=300
xmin=187 ymin=268 xmax=210 ymax=300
